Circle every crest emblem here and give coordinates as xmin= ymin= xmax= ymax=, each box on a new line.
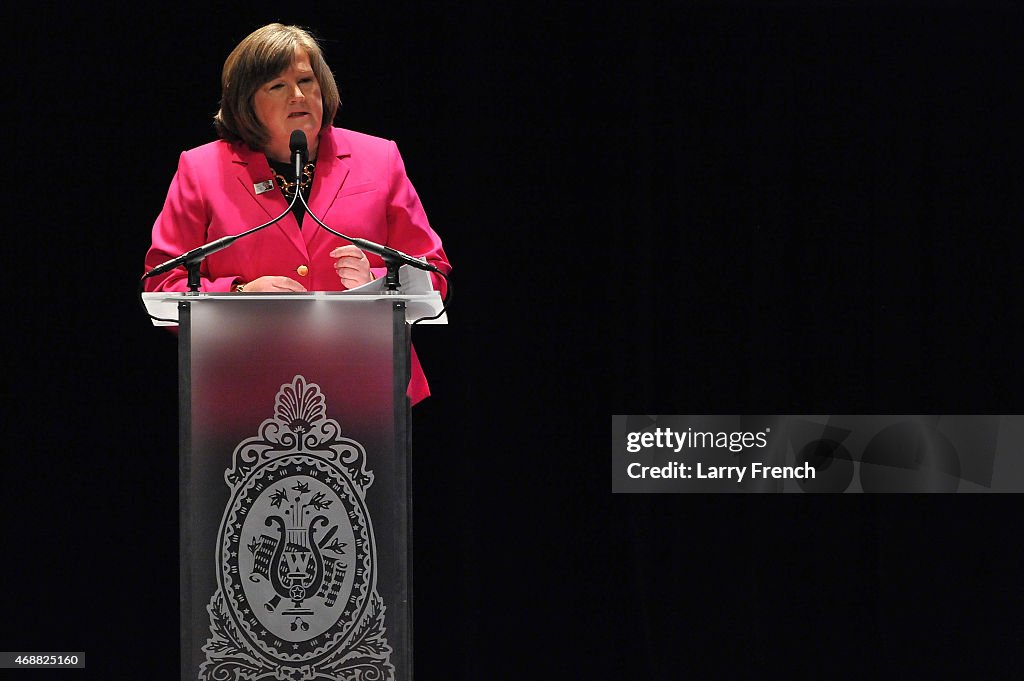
xmin=201 ymin=376 xmax=393 ymax=681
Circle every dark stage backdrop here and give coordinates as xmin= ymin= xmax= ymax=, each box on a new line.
xmin=5 ymin=3 xmax=1022 ymax=679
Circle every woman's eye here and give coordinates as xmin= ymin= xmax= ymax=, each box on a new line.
xmin=269 ymin=83 xmax=284 ymax=91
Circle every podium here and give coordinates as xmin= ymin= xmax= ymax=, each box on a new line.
xmin=144 ymin=290 xmax=444 ymax=681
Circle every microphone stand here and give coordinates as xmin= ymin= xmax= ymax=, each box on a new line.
xmin=144 ymin=152 xmax=308 ymax=293
xmin=295 ymin=186 xmax=434 ymax=293
xmin=289 ymin=138 xmax=397 ymax=292
xmin=288 ymin=139 xmax=440 ymax=293
xmin=147 ymin=131 xmax=439 ymax=295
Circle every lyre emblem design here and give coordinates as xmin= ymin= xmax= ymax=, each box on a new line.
xmin=201 ymin=376 xmax=393 ymax=681
xmin=249 ymin=480 xmax=348 ymax=628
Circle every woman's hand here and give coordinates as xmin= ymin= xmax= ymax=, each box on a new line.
xmin=330 ymin=245 xmax=374 ymax=289
xmin=238 ymin=276 xmax=307 ymax=292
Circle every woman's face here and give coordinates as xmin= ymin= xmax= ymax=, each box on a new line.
xmin=253 ymin=48 xmax=324 ymax=162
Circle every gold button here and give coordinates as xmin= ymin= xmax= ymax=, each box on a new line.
xmin=297 ymin=265 xmax=309 ymax=277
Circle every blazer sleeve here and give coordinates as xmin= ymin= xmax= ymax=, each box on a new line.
xmin=370 ymin=141 xmax=451 ymax=296
xmin=143 ymin=150 xmax=241 ymax=293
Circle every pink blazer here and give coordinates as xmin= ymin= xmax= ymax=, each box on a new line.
xmin=144 ymin=126 xmax=451 ymax=403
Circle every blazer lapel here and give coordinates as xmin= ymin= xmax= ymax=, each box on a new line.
xmin=231 ymin=145 xmax=308 ymax=259
xmin=305 ymin=129 xmax=352 ymax=249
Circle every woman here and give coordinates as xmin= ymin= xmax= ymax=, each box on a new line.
xmin=144 ymin=23 xmax=450 ymax=403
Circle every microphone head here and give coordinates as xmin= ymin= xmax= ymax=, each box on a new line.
xmin=289 ymin=130 xmax=308 ymax=157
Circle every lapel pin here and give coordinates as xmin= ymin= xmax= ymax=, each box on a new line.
xmin=254 ymin=179 xmax=275 ymax=195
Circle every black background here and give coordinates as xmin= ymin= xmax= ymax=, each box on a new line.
xmin=5 ymin=2 xmax=1023 ymax=679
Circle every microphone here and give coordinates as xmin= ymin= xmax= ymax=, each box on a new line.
xmin=344 ymin=236 xmax=442 ymax=274
xmin=288 ymin=130 xmax=310 ymax=228
xmin=144 ymin=135 xmax=310 ymax=287
xmin=143 ymin=234 xmax=239 ymax=279
xmin=298 ymin=197 xmax=441 ymax=274
xmin=144 ymin=129 xmax=438 ymax=292
xmin=289 ymin=133 xmax=440 ymax=277
xmin=290 ymin=129 xmax=307 ymax=181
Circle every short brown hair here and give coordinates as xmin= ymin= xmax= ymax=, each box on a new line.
xmin=213 ymin=24 xmax=340 ymax=150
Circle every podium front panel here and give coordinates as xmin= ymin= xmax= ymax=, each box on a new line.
xmin=179 ymin=297 xmax=411 ymax=681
